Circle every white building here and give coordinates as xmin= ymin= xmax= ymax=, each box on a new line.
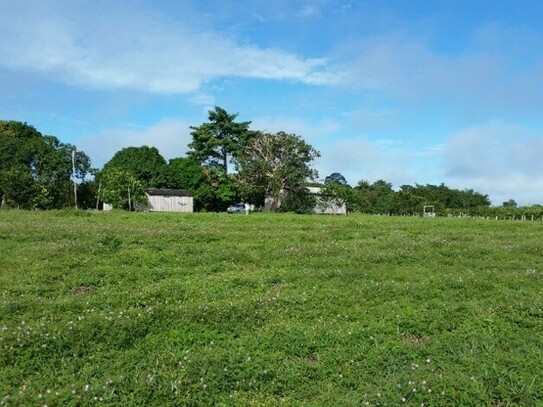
xmin=136 ymin=188 xmax=193 ymax=212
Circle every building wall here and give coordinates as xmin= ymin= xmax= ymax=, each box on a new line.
xmin=313 ymin=199 xmax=347 ymax=215
xmin=137 ymin=194 xmax=193 ymax=212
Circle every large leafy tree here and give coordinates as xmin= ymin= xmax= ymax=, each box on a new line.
xmin=236 ymin=131 xmax=320 ymax=211
xmin=0 ymin=166 xmax=35 ymax=208
xmin=188 ymin=106 xmax=254 ymax=174
xmin=103 ymin=146 xmax=166 ymax=188
xmin=98 ymin=167 xmax=147 ymax=210
xmin=155 ymin=157 xmax=206 ymax=191
xmin=0 ymin=121 xmax=90 ymax=209
xmin=154 ymin=157 xmax=236 ymax=212
xmin=32 ymin=136 xmax=91 ymax=208
xmin=324 ymin=172 xmax=348 ymax=186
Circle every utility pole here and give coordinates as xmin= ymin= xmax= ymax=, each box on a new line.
xmin=72 ymin=149 xmax=78 ymax=210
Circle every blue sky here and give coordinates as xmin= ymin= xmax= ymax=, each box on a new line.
xmin=1 ymin=0 xmax=543 ymax=205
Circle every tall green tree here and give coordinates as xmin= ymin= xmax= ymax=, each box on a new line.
xmin=153 ymin=157 xmax=236 ymax=212
xmin=32 ymin=136 xmax=91 ymax=208
xmin=103 ymin=146 xmax=166 ymax=188
xmin=0 ymin=166 xmax=35 ymax=208
xmin=0 ymin=121 xmax=42 ymax=172
xmin=324 ymin=172 xmax=348 ymax=186
xmin=0 ymin=121 xmax=91 ymax=209
xmin=188 ymin=106 xmax=254 ymax=174
xmin=236 ymin=131 xmax=320 ymax=211
xmin=98 ymin=167 xmax=147 ymax=210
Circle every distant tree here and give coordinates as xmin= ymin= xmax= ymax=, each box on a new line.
xmin=188 ymin=106 xmax=254 ymax=174
xmin=320 ymin=182 xmax=352 ymax=212
xmin=392 ymin=190 xmax=425 ymax=215
xmin=324 ymin=172 xmax=348 ymax=186
xmin=98 ymin=167 xmax=147 ymax=210
xmin=350 ymin=180 xmax=373 ymax=213
xmin=0 ymin=166 xmax=35 ymax=208
xmin=282 ymin=187 xmax=316 ymax=214
xmin=103 ymin=146 xmax=166 ymax=188
xmin=32 ymin=136 xmax=91 ymax=208
xmin=195 ymin=168 xmax=237 ymax=212
xmin=236 ymin=131 xmax=320 ymax=211
xmin=503 ymin=199 xmax=517 ymax=208
xmin=0 ymin=121 xmax=91 ymax=209
xmin=0 ymin=121 xmax=42 ymax=172
xmin=154 ymin=157 xmax=236 ymax=212
xmin=155 ymin=157 xmax=206 ymax=191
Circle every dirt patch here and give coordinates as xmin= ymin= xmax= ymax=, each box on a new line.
xmin=403 ymin=335 xmax=431 ymax=345
xmin=71 ymin=286 xmax=95 ymax=296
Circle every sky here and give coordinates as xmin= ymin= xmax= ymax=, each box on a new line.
xmin=1 ymin=0 xmax=543 ymax=205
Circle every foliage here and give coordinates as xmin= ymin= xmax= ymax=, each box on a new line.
xmin=0 ymin=166 xmax=35 ymax=208
xmin=193 ymin=168 xmax=237 ymax=212
xmin=347 ymin=181 xmax=492 ymax=216
xmin=155 ymin=157 xmax=205 ymax=191
xmin=319 ymin=182 xmax=352 ymax=211
xmin=98 ymin=167 xmax=147 ymax=210
xmin=187 ymin=106 xmax=254 ymax=174
xmin=103 ymin=146 xmax=166 ymax=188
xmin=324 ymin=172 xmax=348 ymax=186
xmin=281 ymin=187 xmax=316 ymax=214
xmin=0 ymin=121 xmax=91 ymax=209
xmin=236 ymin=131 xmax=320 ymax=211
xmin=1 ymin=211 xmax=542 ymax=405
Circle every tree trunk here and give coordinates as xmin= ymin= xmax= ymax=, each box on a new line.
xmin=128 ymin=187 xmax=132 ymax=211
xmin=96 ymin=180 xmax=102 ymax=210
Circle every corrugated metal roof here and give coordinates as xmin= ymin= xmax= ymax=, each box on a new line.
xmin=145 ymin=188 xmax=191 ymax=197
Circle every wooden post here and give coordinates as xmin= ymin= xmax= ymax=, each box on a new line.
xmin=72 ymin=149 xmax=78 ymax=210
xmin=128 ymin=187 xmax=132 ymax=211
xmin=96 ymin=179 xmax=101 ymax=210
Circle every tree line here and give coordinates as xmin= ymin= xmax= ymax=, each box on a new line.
xmin=1 ymin=111 xmax=540 ymax=217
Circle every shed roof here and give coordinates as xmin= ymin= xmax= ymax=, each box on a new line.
xmin=145 ymin=188 xmax=191 ymax=197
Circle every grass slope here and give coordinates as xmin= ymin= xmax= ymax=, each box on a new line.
xmin=0 ymin=210 xmax=542 ymax=406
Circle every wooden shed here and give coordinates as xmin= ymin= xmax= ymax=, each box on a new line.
xmin=136 ymin=188 xmax=193 ymax=213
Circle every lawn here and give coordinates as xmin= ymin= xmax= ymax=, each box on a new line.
xmin=0 ymin=210 xmax=542 ymax=406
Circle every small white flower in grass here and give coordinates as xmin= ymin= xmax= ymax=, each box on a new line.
xmin=426 ymin=358 xmax=431 ymax=363
xmin=401 ymin=397 xmax=407 ymax=403
xmin=84 ymin=385 xmax=91 ymax=392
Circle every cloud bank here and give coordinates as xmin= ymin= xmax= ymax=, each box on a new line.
xmin=0 ymin=1 xmax=337 ymax=94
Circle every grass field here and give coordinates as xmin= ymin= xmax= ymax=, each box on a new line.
xmin=0 ymin=210 xmax=542 ymax=406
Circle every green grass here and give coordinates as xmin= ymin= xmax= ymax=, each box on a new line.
xmin=0 ymin=210 xmax=542 ymax=406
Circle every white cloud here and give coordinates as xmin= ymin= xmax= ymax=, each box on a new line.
xmin=338 ymin=31 xmax=543 ymax=113
xmin=443 ymin=121 xmax=543 ymax=205
xmin=0 ymin=1 xmax=337 ymax=94
xmin=78 ymin=119 xmax=192 ymax=168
